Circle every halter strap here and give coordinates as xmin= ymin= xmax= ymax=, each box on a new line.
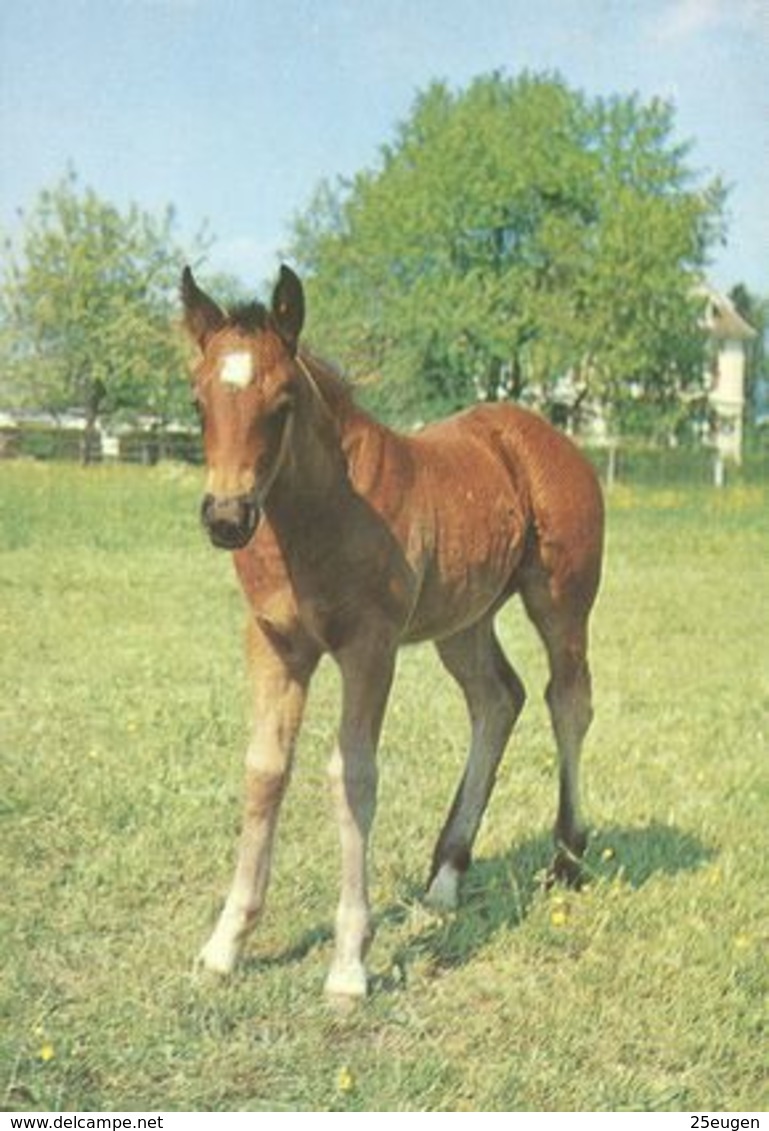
xmin=255 ymin=405 xmax=294 ymax=507
xmin=295 ymin=352 xmax=326 ymax=406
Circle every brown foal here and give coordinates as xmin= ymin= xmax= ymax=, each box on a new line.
xmin=181 ymin=264 xmax=604 ymax=998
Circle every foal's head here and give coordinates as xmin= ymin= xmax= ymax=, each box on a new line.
xmin=181 ymin=265 xmax=306 ymax=549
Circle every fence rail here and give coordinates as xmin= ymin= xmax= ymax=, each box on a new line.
xmin=584 ymin=443 xmax=769 ymax=487
xmin=2 ymin=420 xmax=767 ymax=486
xmin=0 ymin=422 xmax=203 ymax=465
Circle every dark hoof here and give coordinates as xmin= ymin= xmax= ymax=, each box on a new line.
xmin=546 ymin=840 xmax=587 ymax=890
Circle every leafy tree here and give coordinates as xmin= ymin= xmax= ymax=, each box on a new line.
xmin=0 ymin=170 xmax=211 ymax=458
xmin=290 ymin=72 xmax=726 ymax=433
xmin=570 ymin=94 xmax=725 ymax=441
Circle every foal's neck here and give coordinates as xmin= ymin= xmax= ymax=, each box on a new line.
xmin=265 ymin=357 xmax=356 ymax=526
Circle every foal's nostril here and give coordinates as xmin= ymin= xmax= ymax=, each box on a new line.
xmin=201 ymin=494 xmax=259 ymax=549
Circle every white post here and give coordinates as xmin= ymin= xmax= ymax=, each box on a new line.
xmin=606 ymin=441 xmax=617 ymax=490
xmin=713 ymin=450 xmax=725 ymax=489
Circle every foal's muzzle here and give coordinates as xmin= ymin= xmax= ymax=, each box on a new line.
xmin=201 ymin=493 xmax=260 ymax=550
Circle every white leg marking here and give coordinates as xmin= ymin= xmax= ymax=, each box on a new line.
xmin=198 ymin=912 xmax=245 ymax=975
xmin=325 ymin=942 xmax=369 ymax=998
xmin=324 ymin=646 xmax=395 ymax=999
xmin=326 ymin=746 xmax=375 ymax=998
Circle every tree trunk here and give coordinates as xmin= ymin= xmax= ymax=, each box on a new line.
xmin=80 ymin=378 xmax=106 ymax=466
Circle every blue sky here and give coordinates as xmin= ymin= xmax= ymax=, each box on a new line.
xmin=1 ymin=0 xmax=767 ymax=294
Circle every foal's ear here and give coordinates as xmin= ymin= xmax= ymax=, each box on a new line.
xmin=270 ymin=265 xmax=305 ymax=353
xmin=181 ymin=267 xmax=226 ymax=348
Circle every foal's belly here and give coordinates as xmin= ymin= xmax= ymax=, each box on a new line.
xmin=400 ymin=518 xmax=526 ymax=643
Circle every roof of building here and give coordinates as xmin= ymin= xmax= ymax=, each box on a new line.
xmin=699 ymin=283 xmax=757 ymax=341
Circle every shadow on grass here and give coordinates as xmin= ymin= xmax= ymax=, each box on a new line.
xmin=239 ymin=820 xmax=715 ymax=984
xmin=593 ymin=820 xmax=717 ymax=887
xmin=241 ymin=923 xmax=334 ymax=974
xmin=380 ymin=819 xmax=716 ymax=984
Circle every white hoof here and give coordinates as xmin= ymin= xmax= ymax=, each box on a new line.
xmin=324 ymin=961 xmax=368 ymax=999
xmin=424 ymin=863 xmax=460 ymax=912
xmin=197 ymin=936 xmax=239 ymax=976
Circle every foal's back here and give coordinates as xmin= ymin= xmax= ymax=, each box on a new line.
xmin=344 ymin=399 xmax=604 ymax=642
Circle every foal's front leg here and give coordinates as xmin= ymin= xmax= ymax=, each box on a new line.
xmin=199 ymin=620 xmax=318 ymax=975
xmin=325 ymin=638 xmax=395 ymax=998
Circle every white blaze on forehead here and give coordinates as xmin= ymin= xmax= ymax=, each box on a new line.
xmin=219 ymin=350 xmax=254 ymax=388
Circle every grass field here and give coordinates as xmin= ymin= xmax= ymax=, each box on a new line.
xmin=1 ymin=462 xmax=767 ymax=1112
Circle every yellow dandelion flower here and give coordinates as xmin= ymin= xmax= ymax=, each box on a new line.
xmin=550 ymin=901 xmax=569 ymax=927
xmin=601 ymin=846 xmax=615 ymax=862
xmin=39 ymin=1043 xmax=55 ymax=1063
xmin=337 ymin=1065 xmax=355 ymax=1093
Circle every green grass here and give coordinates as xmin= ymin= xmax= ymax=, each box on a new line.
xmin=1 ymin=463 xmax=767 ymax=1112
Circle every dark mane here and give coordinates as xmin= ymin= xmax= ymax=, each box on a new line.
xmin=227 ymin=302 xmax=268 ymax=334
xmin=299 ymin=348 xmax=357 ymax=417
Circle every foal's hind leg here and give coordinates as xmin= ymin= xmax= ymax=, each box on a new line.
xmin=425 ymin=617 xmax=526 ymax=911
xmin=199 ymin=619 xmax=319 ymax=975
xmin=522 ymin=579 xmax=594 ymax=886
